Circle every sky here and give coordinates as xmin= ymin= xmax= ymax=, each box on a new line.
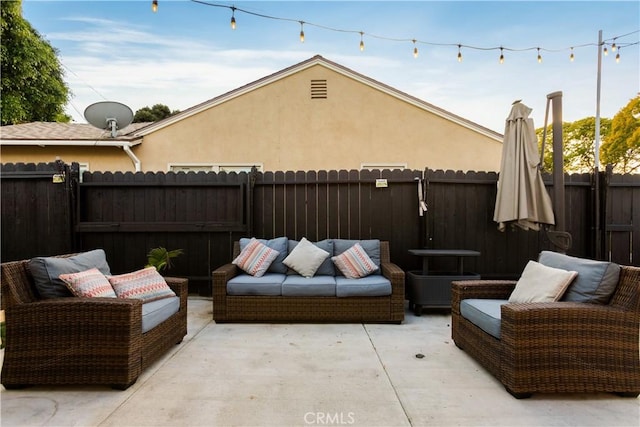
xmin=20 ymin=0 xmax=640 ymax=134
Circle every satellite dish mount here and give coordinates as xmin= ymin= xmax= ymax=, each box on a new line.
xmin=84 ymin=101 xmax=134 ymax=138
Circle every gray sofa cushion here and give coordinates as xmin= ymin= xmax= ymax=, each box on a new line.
xmin=460 ymin=299 xmax=508 ymax=339
xmin=282 ymin=275 xmax=336 ymax=296
xmin=29 ymin=249 xmax=112 ymax=299
xmin=335 ymin=276 xmax=391 ymax=297
xmin=142 ymin=296 xmax=180 ymax=333
xmin=333 ymin=239 xmax=381 ymax=276
xmin=227 ymin=273 xmax=285 ymax=296
xmin=538 ymin=251 xmax=620 ymax=304
xmin=240 ymin=237 xmax=288 ymax=274
xmin=287 ymin=239 xmax=335 ymax=275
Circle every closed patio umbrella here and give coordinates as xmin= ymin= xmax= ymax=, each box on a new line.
xmin=494 ymin=101 xmax=555 ymax=231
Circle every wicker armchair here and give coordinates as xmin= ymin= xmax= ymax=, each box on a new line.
xmin=451 ymin=265 xmax=640 ymax=398
xmin=1 ymin=256 xmax=188 ymax=390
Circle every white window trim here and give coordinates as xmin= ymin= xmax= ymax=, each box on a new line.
xmin=360 ymin=162 xmax=407 ymax=170
xmin=168 ymin=163 xmax=263 ymax=173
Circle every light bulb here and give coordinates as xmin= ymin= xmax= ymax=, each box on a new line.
xmin=359 ymin=32 xmax=364 ymax=52
xmin=457 ymin=45 xmax=462 ymax=62
xmin=413 ymin=40 xmax=418 ymax=58
xmin=616 ymin=52 xmax=620 ymax=63
xmin=570 ymin=47 xmax=574 ymax=62
xmin=230 ymin=7 xmax=236 ymax=30
xmin=299 ymin=22 xmax=305 ymax=43
xmin=612 ymin=41 xmax=617 ymax=52
xmin=152 ymin=0 xmax=158 ymax=12
xmin=604 ymin=46 xmax=608 ymax=56
xmin=537 ymin=48 xmax=542 ymax=63
xmin=499 ymin=48 xmax=504 ymax=64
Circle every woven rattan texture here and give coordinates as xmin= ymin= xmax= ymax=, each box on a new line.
xmin=451 ymin=267 xmax=640 ymax=397
xmin=213 ymin=241 xmax=404 ymax=323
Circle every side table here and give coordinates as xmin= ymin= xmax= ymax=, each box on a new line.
xmin=407 ymin=249 xmax=481 ymax=315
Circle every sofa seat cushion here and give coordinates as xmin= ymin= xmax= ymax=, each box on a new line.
xmin=282 ymin=275 xmax=336 ymax=296
xmin=335 ymin=276 xmax=391 ymax=297
xmin=227 ymin=273 xmax=285 ymax=296
xmin=460 ymin=299 xmax=508 ymax=339
xmin=142 ymin=296 xmax=180 ymax=333
xmin=538 ymin=250 xmax=620 ymax=304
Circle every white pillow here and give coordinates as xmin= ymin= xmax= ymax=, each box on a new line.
xmin=509 ymin=260 xmax=578 ymax=303
xmin=283 ymin=237 xmax=330 ymax=278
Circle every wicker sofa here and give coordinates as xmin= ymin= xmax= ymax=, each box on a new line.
xmin=451 ymin=252 xmax=640 ymax=398
xmin=0 ymin=253 xmax=188 ymax=390
xmin=213 ymin=239 xmax=405 ymax=323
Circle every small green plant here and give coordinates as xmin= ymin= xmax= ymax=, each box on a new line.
xmin=146 ymin=247 xmax=183 ymax=272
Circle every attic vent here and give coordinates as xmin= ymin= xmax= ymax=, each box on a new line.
xmin=310 ymin=79 xmax=327 ymax=99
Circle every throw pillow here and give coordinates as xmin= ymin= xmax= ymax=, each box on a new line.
xmin=286 ymin=239 xmax=335 ymax=276
xmin=538 ymin=250 xmax=621 ymax=304
xmin=29 ymin=249 xmax=112 ymax=299
xmin=59 ymin=268 xmax=117 ymax=298
xmin=239 ymin=237 xmax=288 ymax=273
xmin=333 ymin=239 xmax=381 ymax=276
xmin=331 ymin=242 xmax=379 ymax=279
xmin=283 ymin=237 xmax=330 ymax=278
xmin=508 ymin=260 xmax=578 ymax=303
xmin=108 ymin=267 xmax=176 ymax=302
xmin=233 ymin=238 xmax=280 ymax=277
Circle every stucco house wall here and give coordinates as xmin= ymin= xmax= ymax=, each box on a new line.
xmin=1 ymin=56 xmax=503 ymax=173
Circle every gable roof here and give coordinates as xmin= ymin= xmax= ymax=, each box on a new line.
xmin=134 ymin=55 xmax=502 ymax=141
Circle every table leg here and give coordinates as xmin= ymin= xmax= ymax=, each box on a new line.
xmin=458 ymin=257 xmax=464 ymax=275
xmin=422 ymin=257 xmax=429 ymax=275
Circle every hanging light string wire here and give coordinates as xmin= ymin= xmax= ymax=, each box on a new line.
xmin=188 ymin=1 xmax=638 ymax=56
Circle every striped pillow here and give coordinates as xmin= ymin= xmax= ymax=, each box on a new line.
xmin=60 ymin=268 xmax=117 ymax=298
xmin=108 ymin=267 xmax=176 ymax=302
xmin=331 ymin=243 xmax=379 ymax=279
xmin=233 ymin=238 xmax=280 ymax=277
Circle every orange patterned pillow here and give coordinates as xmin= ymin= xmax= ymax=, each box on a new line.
xmin=59 ymin=268 xmax=116 ymax=298
xmin=108 ymin=267 xmax=176 ymax=302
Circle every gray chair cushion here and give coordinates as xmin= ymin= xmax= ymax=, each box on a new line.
xmin=142 ymin=296 xmax=180 ymax=333
xmin=460 ymin=299 xmax=508 ymax=339
xmin=29 ymin=249 xmax=111 ymax=299
xmin=333 ymin=239 xmax=381 ymax=276
xmin=227 ymin=273 xmax=285 ymax=296
xmin=282 ymin=275 xmax=336 ymax=296
xmin=240 ymin=237 xmax=288 ymax=274
xmin=286 ymin=239 xmax=335 ymax=275
xmin=538 ymin=251 xmax=620 ymax=304
xmin=335 ymin=276 xmax=391 ymax=297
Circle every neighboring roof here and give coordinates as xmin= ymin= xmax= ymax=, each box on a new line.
xmin=134 ymin=55 xmax=503 ymax=141
xmin=0 ymin=121 xmax=150 ymax=144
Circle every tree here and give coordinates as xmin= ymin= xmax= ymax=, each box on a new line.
xmin=601 ymin=95 xmax=640 ymax=173
xmin=536 ymin=117 xmax=611 ymax=173
xmin=1 ymin=0 xmax=70 ymax=125
xmin=133 ymin=104 xmax=179 ymax=122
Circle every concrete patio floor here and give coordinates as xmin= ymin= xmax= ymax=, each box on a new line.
xmin=1 ymin=297 xmax=638 ymax=427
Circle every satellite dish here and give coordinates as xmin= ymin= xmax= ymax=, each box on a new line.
xmin=84 ymin=101 xmax=134 ymax=138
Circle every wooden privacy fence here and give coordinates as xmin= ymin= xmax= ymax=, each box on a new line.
xmin=2 ymin=162 xmax=639 ymax=295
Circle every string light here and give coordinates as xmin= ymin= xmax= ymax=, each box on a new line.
xmin=230 ymin=6 xmax=236 ymax=30
xmin=616 ymin=48 xmax=621 ymax=63
xmin=186 ymin=2 xmax=638 ymax=64
xmin=152 ymin=0 xmax=158 ymax=13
